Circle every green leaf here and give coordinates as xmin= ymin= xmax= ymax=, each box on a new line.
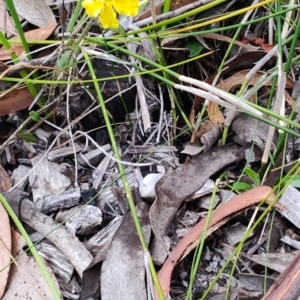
xmin=232 ymin=182 xmax=253 ymax=191
xmin=30 ymin=111 xmax=41 ymax=122
xmin=282 ymin=175 xmax=300 ymax=188
xmin=186 ymin=37 xmax=203 ymax=57
xmin=244 ymin=167 xmax=260 ymax=186
xmin=17 ymin=130 xmax=36 ymax=143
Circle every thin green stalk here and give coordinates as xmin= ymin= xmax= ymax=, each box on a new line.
xmin=267 ymin=76 xmax=277 ymax=110
xmin=67 ymin=0 xmax=84 ymax=32
xmin=259 ymin=105 xmax=298 ymax=178
xmin=186 ymin=177 xmax=222 ymax=300
xmin=284 ymin=8 xmax=300 ymax=73
xmin=0 ymin=31 xmax=38 ymax=99
xmin=161 ymin=0 xmax=171 ymax=32
xmin=275 ymin=1 xmax=283 ymax=57
xmin=82 ymin=50 xmax=165 ymax=299
xmin=0 ymin=194 xmax=61 ymax=299
xmin=5 ymin=0 xmax=31 ymax=59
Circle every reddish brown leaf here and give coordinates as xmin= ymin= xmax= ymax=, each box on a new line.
xmin=0 ymin=87 xmax=34 ymax=116
xmin=0 ymin=23 xmax=57 ymax=60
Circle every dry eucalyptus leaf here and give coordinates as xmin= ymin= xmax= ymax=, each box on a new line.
xmin=231 ymin=114 xmax=276 ymax=150
xmin=101 ymin=202 xmax=151 ymax=300
xmin=150 ymin=144 xmax=245 ymax=252
xmin=0 ymin=23 xmax=57 ymax=61
xmin=0 ymin=87 xmax=34 ymax=116
xmin=12 ymin=0 xmax=56 ymax=27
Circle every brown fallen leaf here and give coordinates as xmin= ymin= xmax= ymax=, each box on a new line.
xmin=0 ymin=87 xmax=34 ymax=116
xmin=150 ymin=144 xmax=245 ymax=256
xmin=156 ymin=186 xmax=275 ymax=299
xmin=0 ymin=23 xmax=57 ymax=60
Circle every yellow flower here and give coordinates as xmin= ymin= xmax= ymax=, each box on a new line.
xmin=82 ymin=0 xmax=139 ymax=29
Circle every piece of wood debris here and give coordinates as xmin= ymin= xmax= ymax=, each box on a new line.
xmin=97 ymin=186 xmax=126 ymax=216
xmin=116 ymin=168 xmax=140 ymax=189
xmin=248 ymin=252 xmax=297 ymax=273
xmin=78 ymin=144 xmax=111 ymax=166
xmin=92 ymin=152 xmax=113 ymax=189
xmin=3 ymin=190 xmax=93 ymax=278
xmin=35 ymin=128 xmax=51 ymax=143
xmin=2 ymin=229 xmax=62 ymax=300
xmin=55 ymin=205 xmax=103 ymax=236
xmin=42 ymin=188 xmax=81 ymax=214
xmin=277 ymin=185 xmax=300 ymax=228
xmin=281 ymin=235 xmax=300 ymax=250
xmin=29 ymin=154 xmax=72 ymax=210
xmin=48 ymin=144 xmax=84 ymax=161
xmin=262 ymin=249 xmax=300 ymax=300
xmin=224 ymin=222 xmax=253 ymax=246
xmin=126 ymin=145 xmax=177 ymax=154
xmin=36 ymin=242 xmax=74 ymax=283
xmin=10 ymin=165 xmax=31 ymax=189
xmin=84 ymin=216 xmax=123 ymax=256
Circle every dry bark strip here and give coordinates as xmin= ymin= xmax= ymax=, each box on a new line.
xmin=156 ymin=186 xmax=275 ymax=298
xmin=3 ymin=191 xmax=93 ymax=278
xmin=21 ymin=199 xmax=93 ymax=277
xmin=150 ymin=144 xmax=245 ymax=253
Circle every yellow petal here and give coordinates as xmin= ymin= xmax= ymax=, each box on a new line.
xmin=100 ymin=2 xmax=119 ymax=29
xmin=82 ymin=0 xmax=104 ymax=17
xmin=112 ymin=0 xmax=139 ymax=16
